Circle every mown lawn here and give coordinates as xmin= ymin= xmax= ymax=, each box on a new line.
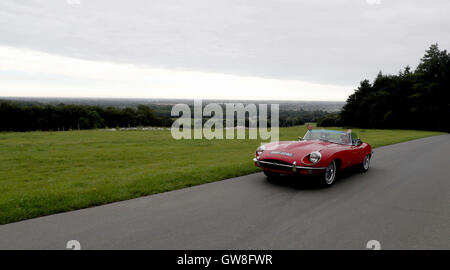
xmin=0 ymin=125 xmax=444 ymax=224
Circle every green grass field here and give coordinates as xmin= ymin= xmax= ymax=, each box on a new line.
xmin=0 ymin=125 xmax=444 ymax=224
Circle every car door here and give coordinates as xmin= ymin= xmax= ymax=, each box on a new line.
xmin=350 ymin=132 xmax=364 ymax=165
xmin=340 ymin=145 xmax=355 ymax=168
xmin=337 ymin=133 xmax=355 ymax=168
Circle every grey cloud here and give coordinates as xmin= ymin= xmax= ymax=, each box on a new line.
xmin=0 ymin=0 xmax=449 ymax=86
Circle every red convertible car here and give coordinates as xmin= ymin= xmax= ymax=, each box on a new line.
xmin=253 ymin=127 xmax=373 ymax=187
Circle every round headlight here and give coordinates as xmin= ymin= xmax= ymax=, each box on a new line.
xmin=309 ymin=151 xmax=321 ymax=164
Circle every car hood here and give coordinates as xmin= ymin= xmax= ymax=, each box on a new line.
xmin=260 ymin=140 xmax=341 ymax=162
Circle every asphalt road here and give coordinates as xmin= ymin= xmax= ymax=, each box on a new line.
xmin=1 ymin=135 xmax=449 ymax=250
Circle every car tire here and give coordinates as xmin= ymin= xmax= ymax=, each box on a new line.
xmin=359 ymin=154 xmax=371 ymax=173
xmin=263 ymin=170 xmax=279 ymax=179
xmin=320 ymin=160 xmax=337 ymax=187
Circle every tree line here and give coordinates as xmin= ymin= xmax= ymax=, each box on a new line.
xmin=0 ymin=100 xmax=331 ymax=132
xmin=0 ymin=103 xmax=173 ymax=132
xmin=318 ymin=44 xmax=450 ymax=132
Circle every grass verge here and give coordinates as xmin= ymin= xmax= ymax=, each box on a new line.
xmin=0 ymin=125 xmax=444 ymax=224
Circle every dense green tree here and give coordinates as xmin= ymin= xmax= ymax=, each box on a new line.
xmin=337 ymin=44 xmax=449 ymax=132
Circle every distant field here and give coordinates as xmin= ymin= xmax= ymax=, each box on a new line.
xmin=0 ymin=125 xmax=444 ymax=224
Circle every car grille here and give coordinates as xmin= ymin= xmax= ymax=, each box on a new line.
xmin=259 ymin=159 xmax=294 ymax=172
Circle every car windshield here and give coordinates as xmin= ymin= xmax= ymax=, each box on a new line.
xmin=303 ymin=129 xmax=351 ymax=145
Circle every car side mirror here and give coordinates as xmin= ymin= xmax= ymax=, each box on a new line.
xmin=353 ymin=139 xmax=362 ymax=146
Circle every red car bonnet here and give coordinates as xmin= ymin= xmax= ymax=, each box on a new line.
xmin=259 ymin=140 xmax=343 ymax=163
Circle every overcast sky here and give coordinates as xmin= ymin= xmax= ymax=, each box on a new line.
xmin=0 ymin=0 xmax=449 ymax=101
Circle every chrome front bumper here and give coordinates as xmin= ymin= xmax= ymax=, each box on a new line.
xmin=253 ymin=158 xmax=327 ymax=171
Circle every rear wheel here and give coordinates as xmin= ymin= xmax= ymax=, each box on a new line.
xmin=359 ymin=154 xmax=371 ymax=172
xmin=320 ymin=160 xmax=337 ymax=187
xmin=263 ymin=170 xmax=279 ymax=179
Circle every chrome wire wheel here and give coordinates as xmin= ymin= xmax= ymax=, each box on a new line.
xmin=363 ymin=155 xmax=370 ymax=170
xmin=360 ymin=154 xmax=371 ymax=172
xmin=324 ymin=160 xmax=336 ymax=185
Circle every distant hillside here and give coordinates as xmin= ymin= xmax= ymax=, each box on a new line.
xmin=0 ymin=97 xmax=344 ymax=112
xmin=0 ymin=98 xmax=344 ymax=131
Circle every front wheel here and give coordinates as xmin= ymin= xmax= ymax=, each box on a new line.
xmin=320 ymin=160 xmax=337 ymax=187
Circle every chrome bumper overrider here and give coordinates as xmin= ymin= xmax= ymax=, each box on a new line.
xmin=253 ymin=158 xmax=327 ymax=170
